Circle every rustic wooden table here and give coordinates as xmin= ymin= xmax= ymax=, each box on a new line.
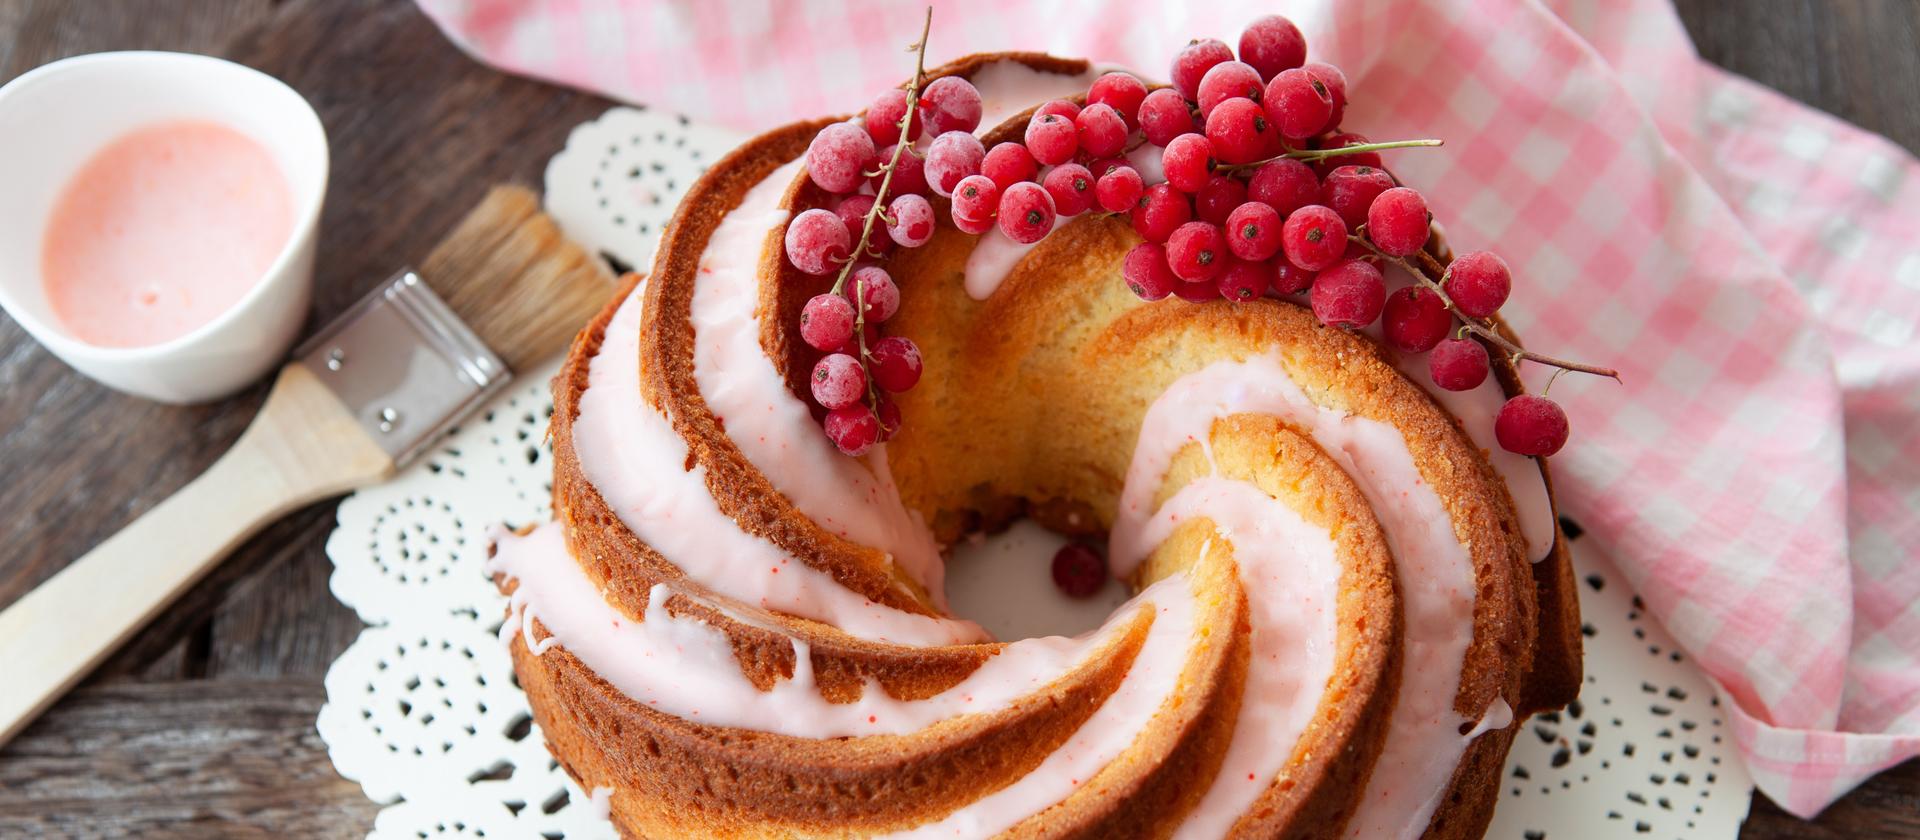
xmin=0 ymin=1 xmax=1914 ymax=836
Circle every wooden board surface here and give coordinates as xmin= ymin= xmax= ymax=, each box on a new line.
xmin=0 ymin=0 xmax=1913 ymax=835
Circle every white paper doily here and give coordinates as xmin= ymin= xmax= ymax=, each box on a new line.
xmin=319 ymin=106 xmax=1755 ymax=838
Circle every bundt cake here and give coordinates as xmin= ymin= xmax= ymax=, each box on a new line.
xmin=490 ymin=38 xmax=1587 ymax=840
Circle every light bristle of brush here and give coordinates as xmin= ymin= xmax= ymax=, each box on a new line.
xmin=419 ymin=185 xmax=616 ymax=373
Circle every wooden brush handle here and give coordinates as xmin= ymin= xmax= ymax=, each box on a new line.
xmin=0 ymin=364 xmax=392 ymax=745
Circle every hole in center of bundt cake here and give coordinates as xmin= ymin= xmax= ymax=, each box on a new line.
xmin=943 ymin=518 xmax=1130 ymax=640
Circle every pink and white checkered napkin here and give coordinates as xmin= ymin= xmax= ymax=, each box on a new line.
xmin=418 ymin=0 xmax=1920 ymax=819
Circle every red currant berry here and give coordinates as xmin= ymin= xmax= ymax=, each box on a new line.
xmin=1095 ymin=165 xmax=1145 ymax=213
xmin=1173 ymin=278 xmax=1221 ymax=302
xmin=1087 ymin=157 xmax=1127 ymax=178
xmin=834 ymin=195 xmax=889 ymax=258
xmin=1444 ymin=251 xmax=1512 ymax=318
xmin=868 ymin=336 xmax=923 ymax=392
xmin=1310 ymin=259 xmax=1386 ymax=328
xmin=846 ymin=266 xmax=900 ymax=323
xmin=1171 ymin=38 xmax=1235 ymax=101
xmin=1273 ymin=260 xmax=1317 ymax=294
xmin=1088 ymin=71 xmax=1148 ymax=129
xmin=1205 ymin=97 xmax=1276 ymax=165
xmin=1162 ymin=133 xmax=1215 ymax=193
xmin=1194 ymin=175 xmax=1248 ymax=225
xmin=1496 ymin=394 xmax=1569 ymax=456
xmin=1316 ymin=131 xmax=1381 ymax=170
xmin=1280 ymin=205 xmax=1347 ymax=271
xmin=1224 ymin=201 xmax=1283 ymax=261
xmin=1075 ymin=102 xmax=1129 ymax=159
xmin=806 ymin=122 xmax=876 ymax=194
xmin=1264 ymin=67 xmax=1334 ymax=140
xmin=811 ymin=352 xmax=867 ymax=409
xmin=799 ymin=293 xmax=856 ymax=351
xmin=824 ymin=404 xmax=881 ymax=456
xmin=1217 ymin=258 xmax=1269 ymax=301
xmin=1051 ymin=543 xmax=1107 ymax=598
xmin=919 ymin=76 xmax=983 ymax=135
xmin=1320 ymin=164 xmax=1394 ymax=229
xmin=950 ymin=174 xmax=1000 ymax=230
xmin=1131 ymin=184 xmax=1194 ymax=244
xmin=1247 ymin=158 xmax=1320 ymax=217
xmin=1366 ymin=187 xmax=1430 ymax=256
xmin=785 ymin=208 xmax=850 ymax=275
xmin=924 ymin=131 xmax=986 ymax=197
xmin=1428 ymin=337 xmax=1490 ymax=391
xmin=1025 ymin=112 xmax=1079 ymax=166
xmin=1382 ymin=286 xmax=1451 ymax=353
xmin=982 ymin=142 xmax=1038 ymax=190
xmin=997 ymin=181 xmax=1056 ymax=244
xmin=834 ymin=322 xmax=880 ymax=357
xmin=1035 ymin=99 xmax=1081 ymax=121
xmin=1239 ymin=15 xmax=1308 ymax=80
xmin=887 ymin=193 xmax=936 ymax=248
xmin=865 ymin=89 xmax=916 ymax=147
xmin=1043 ymin=163 xmax=1096 ymax=216
xmin=1304 ymin=61 xmax=1349 ymax=128
xmin=1167 ymin=221 xmax=1228 ymax=282
xmin=875 ymin=397 xmax=903 ymax=441
xmin=1197 ymin=62 xmax=1265 ymax=118
xmin=1138 ymin=87 xmax=1199 ymax=147
xmin=1123 ymin=242 xmax=1179 ymax=301
xmin=873 ymin=143 xmax=928 ymax=196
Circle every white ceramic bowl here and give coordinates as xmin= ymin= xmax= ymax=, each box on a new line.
xmin=0 ymin=51 xmax=328 ymax=404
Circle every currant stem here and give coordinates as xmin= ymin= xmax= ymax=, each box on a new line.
xmin=1348 ymin=235 xmax=1623 ymax=382
xmin=1219 ymin=138 xmax=1444 ymax=173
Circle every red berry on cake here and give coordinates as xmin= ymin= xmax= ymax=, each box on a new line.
xmin=868 ymin=336 xmax=923 ymax=392
xmin=1304 ymin=61 xmax=1349 ymax=128
xmin=1196 ymin=61 xmax=1265 ymax=118
xmin=876 ymin=144 xmax=930 ymax=197
xmin=918 ymin=75 xmax=983 ymax=135
xmin=1225 ymin=201 xmax=1283 ymax=262
xmin=997 ymin=181 xmax=1056 ymax=244
xmin=1382 ymin=286 xmax=1451 ymax=353
xmin=1123 ymin=242 xmax=1179 ymax=301
xmin=823 ymin=404 xmax=881 ymax=456
xmin=1195 ymin=174 xmax=1248 ymax=225
xmin=1167 ymin=221 xmax=1228 ymax=281
xmin=1132 ymin=184 xmax=1194 ymax=244
xmin=1247 ymin=158 xmax=1321 ymax=217
xmin=1310 ymin=258 xmax=1386 ymax=328
xmin=846 ymin=266 xmax=899 ymax=323
xmin=785 ymin=208 xmax=850 ymax=275
xmin=1273 ymin=260 xmax=1317 ymax=294
xmin=1495 ymin=394 xmax=1570 ymax=456
xmin=1087 ymin=72 xmax=1148 ymax=129
xmin=810 ymin=352 xmax=867 ymax=409
xmin=805 ymin=122 xmax=876 ymax=194
xmin=1095 ymin=165 xmax=1145 ymax=213
xmin=799 ymin=292 xmax=856 ymax=351
xmin=1204 ymin=97 xmax=1276 ymax=164
xmin=1024 ymin=112 xmax=1079 ymax=165
xmin=1238 ymin=15 xmax=1307 ymax=80
xmin=1036 ymin=98 xmax=1081 ymax=120
xmin=887 ymin=193 xmax=936 ymax=248
xmin=1162 ymin=133 xmax=1215 ymax=193
xmin=1321 ymin=164 xmax=1395 ymax=229
xmin=1216 ymin=258 xmax=1270 ymax=301
xmin=1171 ymin=38 xmax=1235 ymax=101
xmin=865 ymin=88 xmax=915 ymax=147
xmin=1043 ymin=163 xmax=1097 ymax=216
xmin=834 ymin=195 xmax=889 ymax=258
xmin=1264 ymin=67 xmax=1335 ymax=140
xmin=1429 ymin=337 xmax=1491 ymax=391
xmin=951 ymin=174 xmax=1000 ymax=232
xmin=1075 ymin=102 xmax=1129 ymax=159
xmin=874 ymin=397 xmax=902 ymax=441
xmin=1173 ymin=278 xmax=1221 ymax=302
xmin=1443 ymin=251 xmax=1512 ymax=318
xmin=1367 ymin=187 xmax=1431 ymax=256
xmin=982 ymin=142 xmax=1038 ymax=190
xmin=1138 ymin=88 xmax=1199 ymax=147
xmin=924 ymin=131 xmax=986 ymax=197
xmin=1051 ymin=543 xmax=1107 ymax=598
xmin=1280 ymin=205 xmax=1347 ymax=271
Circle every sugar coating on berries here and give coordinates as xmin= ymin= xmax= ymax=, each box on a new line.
xmin=1264 ymin=66 xmax=1335 ymax=140
xmin=1163 ymin=133 xmax=1215 ymax=193
xmin=1197 ymin=61 xmax=1266 ymax=118
xmin=1025 ymin=112 xmax=1078 ymax=165
xmin=1321 ymin=164 xmax=1395 ymax=229
xmin=887 ymin=193 xmax=936 ymax=248
xmin=1429 ymin=337 xmax=1491 ymax=391
xmin=997 ymin=181 xmax=1056 ymax=244
xmin=1096 ymin=165 xmax=1145 ymax=213
xmin=1167 ymin=221 xmax=1228 ymax=282
xmin=1123 ymin=242 xmax=1179 ymax=301
xmin=1051 ymin=543 xmax=1108 ymax=598
xmin=1132 ymin=183 xmax=1194 ymax=244
xmin=868 ymin=336 xmax=923 ymax=393
xmin=1138 ymin=88 xmax=1199 ymax=147
xmin=1075 ymin=102 xmax=1129 ymax=159
xmin=785 ymin=208 xmax=851 ymax=275
xmin=800 ymin=293 xmax=856 ymax=351
xmin=950 ymin=174 xmax=999 ymax=230
xmin=983 ymin=142 xmax=1038 ymax=191
xmin=1205 ymin=97 xmax=1275 ymax=164
xmin=1088 ymin=72 xmax=1148 ymax=128
xmin=1043 ymin=163 xmax=1097 ymax=216
xmin=925 ymin=131 xmax=986 ymax=197
xmin=1310 ymin=259 xmax=1386 ymax=328
xmin=1225 ymin=201 xmax=1283 ymax=261
xmin=1195 ymin=175 xmax=1248 ymax=226
xmin=846 ymin=266 xmax=900 ymax=323
xmin=1367 ymin=186 xmax=1431 ymax=256
xmin=1496 ymin=394 xmax=1570 ymax=456
xmin=1382 ymin=286 xmax=1451 ymax=353
xmin=1172 ymin=38 xmax=1235 ymax=101
xmin=1445 ymin=250 xmax=1512 ymax=318
xmin=1248 ymin=158 xmax=1321 ymax=217
xmin=919 ymin=76 xmax=983 ymax=135
xmin=865 ymin=89 xmax=914 ymax=147
xmin=806 ymin=122 xmax=876 ymax=194
xmin=1281 ymin=205 xmax=1348 ymax=271
xmin=1216 ymin=258 xmax=1270 ymax=301
xmin=811 ymin=353 xmax=867 ymax=410
xmin=1239 ymin=15 xmax=1308 ymax=80
xmin=1305 ymin=61 xmax=1349 ymax=128
xmin=824 ymin=404 xmax=881 ymax=456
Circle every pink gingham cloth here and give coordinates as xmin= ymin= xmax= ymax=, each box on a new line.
xmin=417 ymin=0 xmax=1920 ymax=819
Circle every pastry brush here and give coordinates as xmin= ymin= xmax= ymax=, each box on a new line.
xmin=0 ymin=186 xmax=614 ymax=745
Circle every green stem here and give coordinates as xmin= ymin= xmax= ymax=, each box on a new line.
xmin=1220 ymin=138 xmax=1443 ymax=173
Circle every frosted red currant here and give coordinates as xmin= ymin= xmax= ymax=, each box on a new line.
xmin=875 ymin=397 xmax=903 ymax=441
xmin=1316 ymin=131 xmax=1381 ymax=170
xmin=785 ymin=208 xmax=851 ymax=275
xmin=1035 ymin=99 xmax=1080 ymax=120
xmin=1310 ymin=259 xmax=1386 ymax=328
xmin=1051 ymin=543 xmax=1107 ymax=598
xmin=811 ymin=352 xmax=867 ymax=410
xmin=1216 ymin=258 xmax=1270 ymax=301
xmin=1173 ymin=278 xmax=1221 ymax=302
xmin=1025 ymin=112 xmax=1079 ymax=165
xmin=834 ymin=194 xmax=889 ymax=258
xmin=1123 ymin=242 xmax=1179 ymax=301
xmin=1264 ymin=67 xmax=1334 ymax=140
xmin=1138 ymin=87 xmax=1199 ymax=147
xmin=1162 ymin=133 xmax=1215 ymax=193
xmin=1195 ymin=175 xmax=1248 ymax=225
xmin=1132 ymin=184 xmax=1194 ymax=244
xmin=887 ymin=193 xmax=936 ymax=248
xmin=997 ymin=181 xmax=1056 ymax=244
xmin=1305 ymin=61 xmax=1349 ymax=128
xmin=868 ymin=336 xmax=923 ymax=392
xmin=1172 ymin=38 xmax=1235 ymax=100
xmin=824 ymin=404 xmax=881 ymax=456
xmin=865 ymin=89 xmax=915 ymax=147
xmin=806 ymin=122 xmax=876 ymax=194
xmin=1247 ymin=158 xmax=1320 ymax=217
xmin=1197 ymin=62 xmax=1265 ymax=118
xmin=1095 ymin=165 xmax=1145 ymax=213
xmin=835 ymin=322 xmax=880 ymax=357
xmin=1444 ymin=251 xmax=1512 ymax=318
xmin=1167 ymin=221 xmax=1228 ymax=282
xmin=1075 ymin=102 xmax=1129 ymax=159
xmin=1225 ymin=201 xmax=1283 ymax=261
xmin=1205 ymin=97 xmax=1275 ymax=165
xmin=1239 ymin=15 xmax=1307 ymax=80
xmin=1496 ymin=395 xmax=1569 ymax=456
xmin=1428 ymin=337 xmax=1490 ymax=391
xmin=846 ymin=266 xmax=900 ymax=323
xmin=950 ymin=174 xmax=1000 ymax=231
xmin=1273 ymin=260 xmax=1317 ymax=294
xmin=918 ymin=75 xmax=983 ymax=135
xmin=1088 ymin=71 xmax=1148 ymax=129
xmin=1321 ymin=164 xmax=1394 ymax=228
xmin=1281 ymin=205 xmax=1347 ymax=271
xmin=1087 ymin=157 xmax=1126 ymax=178
xmin=800 ymin=292 xmax=856 ymax=351
xmin=924 ymin=131 xmax=986 ymax=197
xmin=1043 ymin=163 xmax=1097 ymax=216
xmin=873 ymin=143 xmax=928 ymax=196
xmin=982 ymin=142 xmax=1037 ymax=190
xmin=1382 ymin=286 xmax=1450 ymax=353
xmin=1367 ymin=187 xmax=1430 ymax=256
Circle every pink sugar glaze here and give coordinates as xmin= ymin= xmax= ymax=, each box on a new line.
xmin=41 ymin=120 xmax=292 ymax=348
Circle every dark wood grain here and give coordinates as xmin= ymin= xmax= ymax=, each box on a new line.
xmin=0 ymin=0 xmax=1913 ymax=836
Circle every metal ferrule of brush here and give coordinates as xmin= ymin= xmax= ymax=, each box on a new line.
xmin=295 ymin=270 xmax=511 ymax=466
